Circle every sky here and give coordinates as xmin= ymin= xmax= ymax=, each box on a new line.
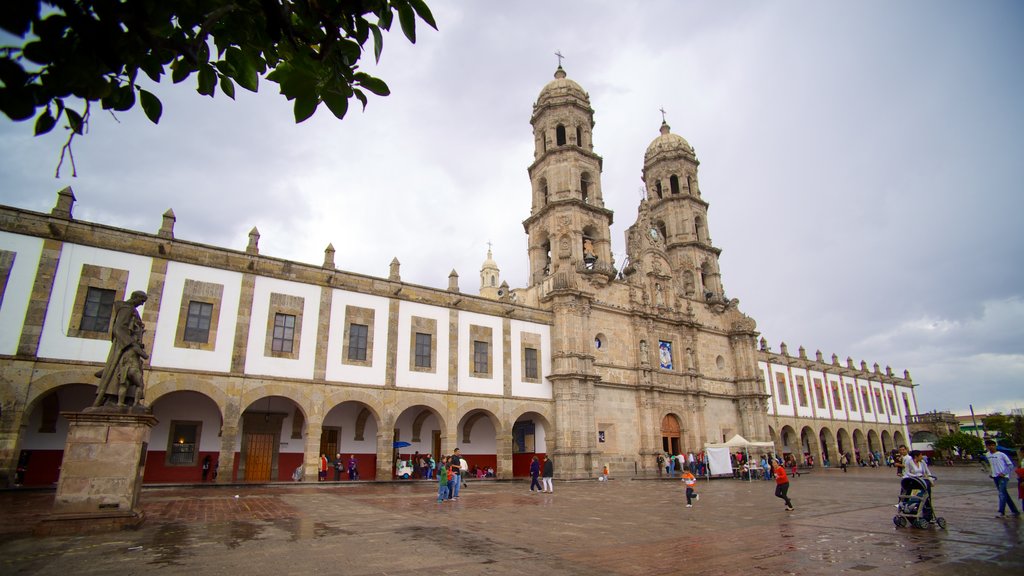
xmin=1 ymin=1 xmax=1022 ymax=416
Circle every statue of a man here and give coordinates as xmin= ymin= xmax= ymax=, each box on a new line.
xmin=92 ymin=290 xmax=149 ymax=408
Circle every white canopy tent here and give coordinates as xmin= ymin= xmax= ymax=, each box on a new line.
xmin=704 ymin=435 xmax=777 ymax=480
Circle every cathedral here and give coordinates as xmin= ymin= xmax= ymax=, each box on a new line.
xmin=0 ymin=67 xmax=915 ymax=486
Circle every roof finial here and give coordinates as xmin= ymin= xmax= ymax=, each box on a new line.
xmin=555 ymin=50 xmax=565 ymax=68
xmin=660 ymin=106 xmax=667 ymax=123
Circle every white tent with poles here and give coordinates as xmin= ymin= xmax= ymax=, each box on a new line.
xmin=704 ymin=434 xmax=777 ymax=480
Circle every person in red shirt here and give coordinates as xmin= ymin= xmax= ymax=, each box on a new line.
xmin=773 ymin=462 xmax=794 ymax=511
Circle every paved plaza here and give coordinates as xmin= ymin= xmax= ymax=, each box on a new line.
xmin=1 ymin=465 xmax=1021 ymax=575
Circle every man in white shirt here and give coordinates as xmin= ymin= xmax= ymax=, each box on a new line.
xmin=984 ymin=439 xmax=1020 ymax=518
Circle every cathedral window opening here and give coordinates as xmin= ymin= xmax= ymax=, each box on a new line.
xmin=473 ymin=340 xmax=489 ymax=375
xmin=80 ymin=287 xmax=115 ymax=332
xmin=490 ymin=275 xmax=496 ymax=287
xmin=582 ymin=236 xmax=597 ymax=268
xmin=542 ymin=241 xmax=552 ymax=275
xmin=656 ymin=221 xmax=667 ymax=241
xmin=887 ymin=391 xmax=897 ymax=414
xmin=576 ymin=126 xmax=582 ymax=146
xmin=581 ymin=173 xmax=591 ymax=203
xmin=847 ymin=383 xmax=858 ymax=411
xmin=670 ymin=175 xmax=680 ymax=195
xmin=166 ymin=421 xmax=200 ymax=466
xmin=775 ymin=373 xmax=789 ymax=404
xmin=694 ymin=216 xmax=705 ymax=243
xmin=524 ymin=347 xmax=538 ymax=379
xmin=655 ymin=181 xmax=663 ymax=199
xmin=348 ymin=323 xmax=368 ymax=361
xmin=183 ymin=300 xmax=214 ymax=343
xmin=716 ymin=355 xmax=725 ymax=369
xmin=271 ymin=313 xmax=296 ymax=353
xmin=687 ymin=175 xmax=693 ymax=195
xmin=414 ymin=333 xmax=432 ymax=368
xmin=540 ymin=178 xmax=549 ymax=206
xmin=556 ymin=124 xmax=566 ymax=146
xmin=860 ymin=387 xmax=871 ymax=413
xmin=658 ymin=340 xmax=673 ymax=370
xmin=814 ymin=380 xmax=826 ymax=409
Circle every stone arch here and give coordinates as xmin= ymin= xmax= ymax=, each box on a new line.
xmin=818 ymin=427 xmax=837 ymax=466
xmin=837 ymin=427 xmax=852 ymax=456
xmin=893 ymin=430 xmax=908 ymax=448
xmin=661 ymin=413 xmax=683 ymax=455
xmin=146 ymin=389 xmax=223 ymax=483
xmin=852 ymin=428 xmax=868 ymax=462
xmin=799 ymin=425 xmax=820 ymax=465
xmin=455 ymin=406 xmax=500 ymax=479
xmin=20 ymin=368 xmax=98 ymax=416
xmin=239 ymin=387 xmax=309 ymax=422
xmin=881 ymin=430 xmax=893 ymax=454
xmin=779 ymin=425 xmax=798 ymax=455
xmin=15 ymin=382 xmax=95 ymax=486
xmin=867 ymin=429 xmax=881 ymax=454
xmin=511 ymin=408 xmax=553 ymax=478
xmin=146 ymin=375 xmax=233 ymax=417
xmin=237 ymin=393 xmax=307 ymax=482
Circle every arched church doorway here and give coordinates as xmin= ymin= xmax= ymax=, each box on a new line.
xmin=661 ymin=414 xmax=682 ymax=455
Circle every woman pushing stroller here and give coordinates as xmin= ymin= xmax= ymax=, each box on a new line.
xmin=901 ymin=450 xmax=938 ymax=523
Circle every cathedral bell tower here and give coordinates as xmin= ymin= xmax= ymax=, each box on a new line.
xmin=522 ymin=66 xmax=614 ymax=287
xmin=641 ymin=119 xmax=725 ymax=301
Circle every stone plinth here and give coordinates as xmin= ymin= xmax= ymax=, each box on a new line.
xmin=35 ymin=410 xmax=157 ymax=535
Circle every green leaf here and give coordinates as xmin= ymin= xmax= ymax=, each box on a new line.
xmin=226 ymin=47 xmax=258 ymax=92
xmin=139 ymin=89 xmax=162 ymax=124
xmin=370 ymin=24 xmax=384 ymax=63
xmin=0 ymin=88 xmax=36 ymax=121
xmin=220 ymin=76 xmax=235 ymax=100
xmin=113 ymin=85 xmax=136 ymax=112
xmin=353 ymin=89 xmax=368 ymax=111
xmin=322 ymin=92 xmax=348 ymax=120
xmin=197 ymin=65 xmax=216 ymax=96
xmin=294 ymin=95 xmax=317 ymax=123
xmin=140 ymin=58 xmax=163 ymax=83
xmin=354 ymin=73 xmax=390 ymax=96
xmin=34 ymin=109 xmax=57 ymax=135
xmin=409 ymin=0 xmax=439 ymax=30
xmin=65 ymin=108 xmax=83 ymax=134
xmin=171 ymin=60 xmax=193 ymax=84
xmin=397 ymin=3 xmax=416 ymax=43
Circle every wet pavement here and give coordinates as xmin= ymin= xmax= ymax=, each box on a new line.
xmin=0 ymin=465 xmax=1021 ymax=575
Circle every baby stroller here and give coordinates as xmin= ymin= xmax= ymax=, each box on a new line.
xmin=893 ymin=476 xmax=946 ymax=529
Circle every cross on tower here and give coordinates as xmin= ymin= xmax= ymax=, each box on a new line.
xmin=486 ymin=240 xmax=493 ymax=251
xmin=555 ymin=50 xmax=564 ymax=67
xmin=660 ymin=107 xmax=667 ymax=123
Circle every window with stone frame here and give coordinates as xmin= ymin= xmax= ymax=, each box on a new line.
xmin=174 ymin=279 xmax=224 ymax=351
xmin=68 ymin=264 xmax=129 ymax=340
xmin=264 ymin=292 xmax=304 ymax=359
xmin=874 ymin=389 xmax=885 ymax=414
xmin=775 ymin=373 xmax=789 ymax=405
xmin=521 ymin=331 xmax=542 ymax=383
xmin=796 ymin=375 xmax=808 ymax=407
xmin=847 ymin=383 xmax=858 ymax=411
xmin=409 ymin=316 xmax=437 ymax=372
xmin=887 ymin=391 xmax=897 ymax=415
xmin=814 ymin=379 xmax=826 ymax=409
xmin=343 ymin=305 xmax=375 ymax=367
xmin=902 ymin=393 xmax=911 ymax=416
xmin=469 ymin=324 xmax=493 ymax=377
xmin=831 ymin=381 xmax=843 ymax=410
xmin=861 ymin=387 xmax=871 ymax=413
xmin=0 ymin=249 xmax=15 ymax=309
xmin=166 ymin=420 xmax=202 ymax=466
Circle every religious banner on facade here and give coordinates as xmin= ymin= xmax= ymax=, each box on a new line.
xmin=659 ymin=340 xmax=673 ymax=370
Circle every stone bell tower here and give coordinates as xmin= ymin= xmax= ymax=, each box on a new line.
xmin=522 ymin=65 xmax=614 ymax=286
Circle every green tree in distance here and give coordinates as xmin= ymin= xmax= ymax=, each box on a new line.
xmin=0 ymin=0 xmax=436 ymax=175
xmin=932 ymin=431 xmax=983 ymax=458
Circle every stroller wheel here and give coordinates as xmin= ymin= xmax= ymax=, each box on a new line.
xmin=936 ymin=517 xmax=947 ymax=529
xmin=913 ymin=518 xmax=929 ymax=529
xmin=893 ymin=515 xmax=902 ymax=528
xmin=897 ymin=516 xmax=908 ymax=528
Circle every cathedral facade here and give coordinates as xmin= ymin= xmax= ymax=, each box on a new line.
xmin=0 ymin=68 xmax=915 ymax=486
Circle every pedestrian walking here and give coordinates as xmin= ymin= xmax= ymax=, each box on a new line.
xmin=984 ymin=439 xmax=1021 ymax=518
xmin=681 ymin=469 xmax=698 ymax=507
xmin=656 ymin=453 xmax=665 ymax=477
xmin=542 ymin=455 xmax=554 ymax=493
xmin=449 ymin=448 xmax=463 ymax=500
xmin=201 ymin=455 xmax=211 ymax=482
xmin=347 ymin=454 xmax=359 ymax=480
xmin=529 ymin=455 xmax=542 ymax=493
xmin=773 ymin=461 xmax=794 ymax=511
xmin=840 ymin=453 xmax=848 ymax=473
xmin=319 ymin=453 xmax=329 ymax=481
xmin=436 ymin=457 xmax=449 ymax=503
xmin=895 ymin=445 xmax=909 ymax=477
xmin=333 ymin=453 xmax=343 ymax=481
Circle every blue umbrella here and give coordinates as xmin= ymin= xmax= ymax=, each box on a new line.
xmin=393 ymin=441 xmax=411 ymax=448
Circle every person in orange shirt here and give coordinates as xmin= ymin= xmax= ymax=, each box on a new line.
xmin=773 ymin=461 xmax=794 ymax=511
xmin=681 ymin=470 xmax=698 ymax=507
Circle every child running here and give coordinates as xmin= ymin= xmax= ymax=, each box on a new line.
xmin=773 ymin=460 xmax=794 ymax=511
xmin=681 ymin=469 xmax=698 ymax=507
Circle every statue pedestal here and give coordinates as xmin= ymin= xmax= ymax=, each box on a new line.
xmin=35 ymin=410 xmax=157 ymax=536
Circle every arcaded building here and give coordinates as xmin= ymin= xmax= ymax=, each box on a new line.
xmin=0 ymin=67 xmax=917 ymax=486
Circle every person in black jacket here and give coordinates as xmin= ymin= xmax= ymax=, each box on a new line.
xmin=541 ymin=456 xmax=554 ymax=493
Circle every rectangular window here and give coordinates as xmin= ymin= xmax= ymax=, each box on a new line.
xmin=183 ymin=300 xmax=214 ymax=343
xmin=524 ymin=347 xmax=538 ymax=379
xmin=887 ymin=391 xmax=897 ymax=415
xmin=775 ymin=373 xmax=789 ymax=405
xmin=796 ymin=376 xmax=808 ymax=407
xmin=861 ymin=387 xmax=871 ymax=413
xmin=473 ymin=341 xmax=489 ymax=374
xmin=814 ymin=379 xmax=826 ymax=409
xmin=874 ymin=389 xmax=885 ymax=414
xmin=348 ymin=323 xmax=368 ymax=361
xmin=902 ymin=393 xmax=911 ymax=416
xmin=272 ymin=313 xmax=296 ymax=353
xmin=166 ymin=421 xmax=201 ymax=466
xmin=80 ymin=287 xmax=116 ymax=332
xmin=415 ymin=332 xmax=432 ymax=368
xmin=847 ymin=383 xmax=858 ymax=412
xmin=658 ymin=340 xmax=673 ymax=370
xmin=831 ymin=382 xmax=843 ymax=410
